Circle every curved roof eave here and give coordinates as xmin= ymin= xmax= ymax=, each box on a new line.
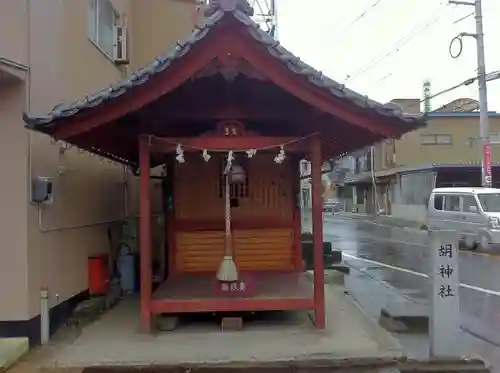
xmin=23 ymin=8 xmax=426 ymax=135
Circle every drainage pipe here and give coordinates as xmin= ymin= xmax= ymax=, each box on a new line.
xmin=40 ymin=287 xmax=50 ymax=345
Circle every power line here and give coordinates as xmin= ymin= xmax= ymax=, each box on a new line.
xmin=316 ymin=0 xmax=388 ymax=44
xmin=342 ymin=0 xmax=385 ymax=31
xmin=345 ymin=2 xmax=457 ymax=83
xmin=406 ymin=69 xmax=500 ymax=110
xmin=373 ymin=72 xmax=393 ymax=84
xmin=346 ymin=4 xmax=453 ymax=82
xmin=453 ymin=11 xmax=474 ymax=24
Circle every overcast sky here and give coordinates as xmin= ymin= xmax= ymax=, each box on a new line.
xmin=259 ymin=0 xmax=500 ymax=111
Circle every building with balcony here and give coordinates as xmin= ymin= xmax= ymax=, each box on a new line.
xmin=342 ymin=98 xmax=500 ymax=223
xmin=0 ymin=0 xmax=198 ymax=344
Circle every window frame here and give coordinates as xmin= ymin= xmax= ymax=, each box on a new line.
xmin=461 ymin=194 xmax=479 ymax=214
xmin=420 ymin=134 xmax=453 ymax=146
xmin=443 ymin=194 xmax=461 ymax=212
xmin=433 ymin=194 xmax=444 ymax=210
xmin=88 ymin=0 xmax=119 ymax=59
xmin=490 ymin=133 xmax=500 ymax=143
xmin=433 ymin=193 xmax=480 ymax=213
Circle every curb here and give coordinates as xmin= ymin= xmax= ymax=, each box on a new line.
xmin=0 ymin=338 xmax=29 ymax=372
xmin=333 ymin=213 xmax=423 ymax=229
xmin=342 ymin=289 xmax=405 ymax=356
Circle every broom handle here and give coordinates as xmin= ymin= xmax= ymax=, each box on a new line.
xmin=224 ymin=174 xmax=232 ymax=255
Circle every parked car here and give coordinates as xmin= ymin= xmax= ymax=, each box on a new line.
xmin=427 ymin=187 xmax=500 ymax=251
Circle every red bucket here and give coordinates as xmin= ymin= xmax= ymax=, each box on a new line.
xmin=88 ymin=254 xmax=109 ymax=295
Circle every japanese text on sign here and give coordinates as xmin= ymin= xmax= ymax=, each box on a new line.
xmin=429 ymin=231 xmax=460 ymax=357
xmin=438 ymin=284 xmax=454 ymax=298
xmin=221 ymin=281 xmax=246 ymax=292
xmin=438 ymin=244 xmax=453 ymax=258
xmin=437 ymin=244 xmax=455 ymax=298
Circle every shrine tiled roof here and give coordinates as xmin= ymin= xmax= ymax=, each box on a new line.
xmin=24 ymin=6 xmax=425 ymax=129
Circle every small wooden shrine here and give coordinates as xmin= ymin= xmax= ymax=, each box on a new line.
xmin=24 ymin=0 xmax=425 ymax=331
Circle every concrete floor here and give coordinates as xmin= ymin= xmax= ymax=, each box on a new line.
xmin=22 ymin=283 xmax=402 ymax=370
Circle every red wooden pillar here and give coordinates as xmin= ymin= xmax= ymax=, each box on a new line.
xmin=310 ymin=136 xmax=325 ymax=329
xmin=293 ymin=157 xmax=303 ymax=270
xmin=139 ymin=136 xmax=152 ymax=332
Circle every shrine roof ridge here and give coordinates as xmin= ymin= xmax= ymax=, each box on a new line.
xmin=23 ymin=8 xmax=425 ymax=130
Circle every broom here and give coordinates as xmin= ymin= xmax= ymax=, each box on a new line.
xmin=216 ymin=171 xmax=239 ymax=282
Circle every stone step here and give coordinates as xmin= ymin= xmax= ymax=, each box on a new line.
xmin=78 ymin=358 xmax=491 ymax=373
xmin=379 ymin=301 xmax=429 ymax=333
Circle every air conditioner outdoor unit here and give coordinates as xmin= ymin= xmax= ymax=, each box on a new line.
xmin=113 ymin=25 xmax=129 ymax=65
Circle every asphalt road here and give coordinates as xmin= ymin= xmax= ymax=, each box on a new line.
xmin=304 ymin=214 xmax=500 ymax=369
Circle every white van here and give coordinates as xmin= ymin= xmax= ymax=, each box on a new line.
xmin=427 ymin=187 xmax=500 ymax=251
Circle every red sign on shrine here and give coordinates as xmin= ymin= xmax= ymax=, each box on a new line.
xmin=217 ymin=120 xmax=245 ymax=137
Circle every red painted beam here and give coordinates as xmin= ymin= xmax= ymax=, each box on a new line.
xmin=149 ymin=105 xmax=311 ymax=122
xmin=291 ymin=157 xmax=304 ymax=271
xmin=139 ymin=137 xmax=153 ymax=332
xmin=150 ymin=297 xmax=314 ymax=314
xmin=148 ymin=135 xmax=303 ymax=153
xmin=310 ymin=136 xmax=326 ymax=330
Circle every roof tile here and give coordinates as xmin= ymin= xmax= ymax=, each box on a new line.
xmin=24 ymin=8 xmax=424 ymax=129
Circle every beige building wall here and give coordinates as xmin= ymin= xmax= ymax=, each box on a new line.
xmin=24 ymin=0 xmax=127 ymax=319
xmin=60 ymin=0 xmax=132 ymax=103
xmin=130 ymin=0 xmax=198 ymax=70
xmin=0 ymin=0 xmax=197 ymax=321
xmin=372 ymin=115 xmax=500 ymax=172
xmin=0 ymin=81 xmax=29 ymax=321
xmin=0 ymin=1 xmax=28 ymax=65
xmin=394 ymin=116 xmax=500 ymax=168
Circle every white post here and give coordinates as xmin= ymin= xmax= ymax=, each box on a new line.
xmin=40 ymin=287 xmax=50 ymax=345
xmin=449 ymin=0 xmax=491 ymax=187
xmin=429 ymin=230 xmax=460 ymax=357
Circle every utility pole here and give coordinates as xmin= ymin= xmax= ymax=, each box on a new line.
xmin=270 ymin=0 xmax=278 ymax=40
xmin=449 ymin=0 xmax=491 ymax=187
xmin=251 ymin=0 xmax=279 ymax=40
xmin=423 ymin=80 xmax=432 ymax=113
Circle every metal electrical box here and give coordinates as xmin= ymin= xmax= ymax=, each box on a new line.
xmin=32 ymin=177 xmax=53 ymax=204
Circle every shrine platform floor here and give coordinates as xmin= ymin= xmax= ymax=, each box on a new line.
xmin=30 ymin=281 xmax=403 ymax=369
xmin=151 ymin=272 xmax=314 ymax=313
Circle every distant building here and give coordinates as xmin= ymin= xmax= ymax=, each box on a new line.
xmin=341 ymin=98 xmax=500 ymax=223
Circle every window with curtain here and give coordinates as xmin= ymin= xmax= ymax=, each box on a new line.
xmin=88 ymin=0 xmax=118 ymax=58
xmin=420 ymin=134 xmax=452 ymax=145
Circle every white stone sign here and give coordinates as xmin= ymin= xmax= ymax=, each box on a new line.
xmin=429 ymin=230 xmax=460 ymax=357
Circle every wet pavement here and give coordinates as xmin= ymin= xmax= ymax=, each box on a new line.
xmin=303 ymin=214 xmax=500 ymax=371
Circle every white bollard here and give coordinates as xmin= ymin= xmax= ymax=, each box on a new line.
xmin=40 ymin=287 xmax=50 ymax=345
xmin=429 ymin=230 xmax=460 ymax=357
